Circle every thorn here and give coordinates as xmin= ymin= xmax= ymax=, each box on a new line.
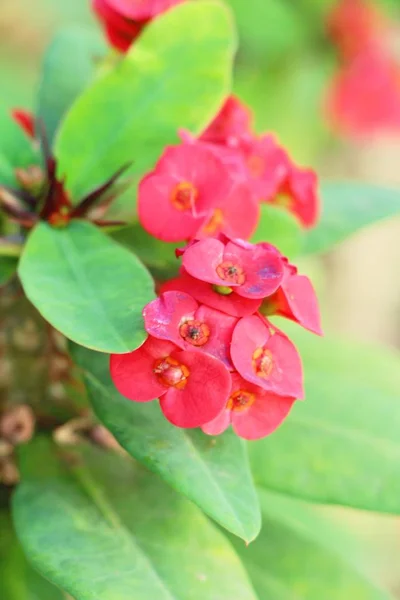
xmin=71 ymin=163 xmax=132 ymax=218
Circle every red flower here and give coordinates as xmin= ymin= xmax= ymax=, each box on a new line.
xmin=261 ymin=259 xmax=322 ymax=335
xmin=326 ymin=47 xmax=400 ymax=137
xmin=181 ymin=237 xmax=284 ymax=300
xmin=138 ymin=144 xmax=236 ymax=242
xmin=110 ymin=336 xmax=231 ymax=428
xmin=92 ymin=0 xmax=184 ymax=52
xmin=11 ymin=109 xmax=35 ymax=138
xmin=161 ymin=269 xmax=262 ymax=318
xmin=230 ymin=315 xmax=304 ymax=399
xmin=143 ymin=291 xmax=238 ymax=368
xmin=202 ymin=373 xmax=295 ymax=440
xmin=200 ymin=95 xmax=253 ymax=146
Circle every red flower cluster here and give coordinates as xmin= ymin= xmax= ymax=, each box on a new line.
xmin=110 ymin=235 xmax=322 ymax=440
xmin=326 ymin=0 xmax=400 ymax=137
xmin=92 ymin=0 xmax=184 ymax=52
xmin=138 ymin=95 xmax=319 ymax=242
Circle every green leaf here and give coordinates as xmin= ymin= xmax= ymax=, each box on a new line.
xmin=71 ymin=344 xmax=261 ymax=542
xmin=251 ymin=204 xmax=304 ymax=257
xmin=0 ymin=511 xmax=64 ymax=600
xmin=230 ymin=489 xmax=391 ymax=599
xmin=112 ymin=223 xmax=181 ymax=280
xmin=0 ymin=257 xmax=17 ymax=286
xmin=13 ymin=438 xmax=257 ymax=600
xmin=55 ymin=1 xmax=236 ymax=200
xmin=18 ymin=221 xmax=154 ymax=352
xmin=249 ymin=323 xmax=400 ymax=513
xmin=37 ymin=27 xmax=106 ymax=145
xmin=0 ymin=104 xmax=39 ymax=187
xmin=303 ymin=183 xmax=400 ymax=255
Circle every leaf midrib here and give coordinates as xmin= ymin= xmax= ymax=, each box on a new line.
xmin=85 ymin=371 xmax=255 ymax=541
xmin=68 ymin=459 xmax=177 ymax=600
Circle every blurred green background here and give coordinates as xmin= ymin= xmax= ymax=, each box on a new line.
xmin=2 ymin=0 xmax=400 ymax=595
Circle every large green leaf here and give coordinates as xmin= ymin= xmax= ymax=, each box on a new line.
xmin=37 ymin=27 xmax=106 ymax=145
xmin=0 ymin=512 xmax=64 ymax=600
xmin=0 ymin=104 xmax=39 ymax=187
xmin=250 ymin=204 xmax=304 ymax=258
xmin=230 ymin=490 xmax=391 ymax=599
xmin=249 ymin=323 xmax=400 ymax=513
xmin=112 ymin=223 xmax=181 ymax=280
xmin=13 ymin=438 xmax=257 ymax=600
xmin=71 ymin=344 xmax=261 ymax=542
xmin=18 ymin=221 xmax=154 ymax=352
xmin=55 ymin=1 xmax=236 ymax=201
xmin=303 ymin=183 xmax=400 ymax=255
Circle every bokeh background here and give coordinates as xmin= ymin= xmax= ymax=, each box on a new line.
xmin=1 ymin=0 xmax=400 ymax=595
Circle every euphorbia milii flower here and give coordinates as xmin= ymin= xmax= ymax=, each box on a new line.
xmin=200 ymin=95 xmax=253 ymax=146
xmin=93 ymin=0 xmax=185 ymax=52
xmin=261 ymin=260 xmax=322 ymax=336
xmin=143 ymin=291 xmax=237 ymax=368
xmin=231 ymin=315 xmax=304 ymax=399
xmin=138 ymin=144 xmax=235 ymax=242
xmin=202 ymin=373 xmax=295 ymax=440
xmin=161 ymin=269 xmax=262 ymax=318
xmin=181 ymin=237 xmax=284 ymax=299
xmin=110 ymin=336 xmax=231 ymax=428
xmin=326 ymin=48 xmax=400 ymax=137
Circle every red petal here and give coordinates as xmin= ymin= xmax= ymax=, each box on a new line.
xmin=200 ymin=95 xmax=253 ymax=145
xmin=161 ymin=270 xmax=261 ymax=317
xmin=202 ymin=408 xmax=231 ymax=436
xmin=182 ymin=238 xmax=229 ymax=285
xmin=279 ymin=274 xmax=323 ymax=335
xmin=138 ymin=173 xmax=206 ymax=242
xmin=159 ymin=351 xmax=231 ymax=428
xmin=110 ymin=337 xmax=177 ymax=401
xmin=224 ymin=241 xmax=284 ymax=299
xmin=231 ymin=315 xmax=304 ymax=398
xmin=232 ymin=391 xmax=295 ymax=440
xmin=143 ymin=291 xmax=198 ymax=343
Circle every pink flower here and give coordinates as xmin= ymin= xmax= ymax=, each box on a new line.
xmin=161 ymin=269 xmax=262 ymax=318
xmin=230 ymin=315 xmax=304 ymax=399
xmin=138 ymin=144 xmax=237 ymax=242
xmin=261 ymin=260 xmax=323 ymax=336
xmin=326 ymin=47 xmax=400 ymax=137
xmin=143 ymin=291 xmax=238 ymax=368
xmin=202 ymin=373 xmax=295 ymax=440
xmin=181 ymin=237 xmax=284 ymax=299
xmin=92 ymin=0 xmax=184 ymax=52
xmin=200 ymin=95 xmax=253 ymax=146
xmin=110 ymin=336 xmax=231 ymax=428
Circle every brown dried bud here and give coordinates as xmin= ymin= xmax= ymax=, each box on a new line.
xmin=0 ymin=457 xmax=19 ymax=485
xmin=15 ymin=165 xmax=44 ymax=192
xmin=0 ymin=404 xmax=35 ymax=445
xmin=90 ymin=425 xmax=124 ymax=453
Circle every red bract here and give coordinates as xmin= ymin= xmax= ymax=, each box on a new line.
xmin=11 ymin=109 xmax=35 ymax=138
xmin=143 ymin=291 xmax=238 ymax=368
xmin=161 ymin=269 xmax=262 ymax=318
xmin=200 ymin=95 xmax=253 ymax=146
xmin=138 ymin=144 xmax=237 ymax=242
xmin=261 ymin=260 xmax=322 ymax=336
xmin=231 ymin=315 xmax=304 ymax=399
xmin=110 ymin=336 xmax=231 ymax=428
xmin=202 ymin=373 xmax=295 ymax=440
xmin=326 ymin=48 xmax=400 ymax=137
xmin=181 ymin=237 xmax=284 ymax=299
xmin=93 ymin=0 xmax=184 ymax=52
